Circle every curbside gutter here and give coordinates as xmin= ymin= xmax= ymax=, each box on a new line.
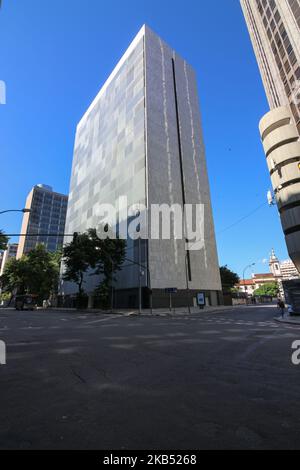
xmin=274 ymin=315 xmax=300 ymax=325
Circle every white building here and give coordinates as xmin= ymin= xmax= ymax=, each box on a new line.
xmin=0 ymin=243 xmax=18 ymax=276
xmin=62 ymin=25 xmax=222 ymax=308
xmin=269 ymin=248 xmax=300 ymax=280
xmin=280 ymin=259 xmax=300 ymax=279
xmin=237 ymin=248 xmax=299 ymax=296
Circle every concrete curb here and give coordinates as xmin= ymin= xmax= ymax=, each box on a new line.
xmin=274 ymin=316 xmax=300 ymax=325
xmin=9 ymin=304 xmax=267 ymax=319
xmin=131 ymin=306 xmax=241 ymax=317
xmin=36 ymin=305 xmax=239 ymax=317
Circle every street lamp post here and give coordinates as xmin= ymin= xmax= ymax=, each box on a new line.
xmin=242 ymin=263 xmax=255 ymax=304
xmin=138 ymin=236 xmax=142 ymax=315
xmin=135 ymin=210 xmax=143 ymax=315
xmin=0 ymin=209 xmax=31 ymax=215
xmin=147 ymin=265 xmax=153 ymax=315
xmin=123 ymin=254 xmax=152 ymax=315
xmin=111 ymin=258 xmax=114 ymax=314
xmin=185 ymin=252 xmax=191 ymax=314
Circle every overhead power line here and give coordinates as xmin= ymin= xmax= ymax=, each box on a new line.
xmin=5 ymin=200 xmax=271 ymax=240
xmin=217 ymin=201 xmax=269 ymax=235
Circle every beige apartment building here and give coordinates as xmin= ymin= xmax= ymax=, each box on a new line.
xmin=17 ymin=185 xmax=68 ymax=259
xmin=241 ymin=0 xmax=300 ymax=273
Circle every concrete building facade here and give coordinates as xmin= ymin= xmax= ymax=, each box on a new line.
xmin=62 ymin=25 xmax=222 ymax=308
xmin=241 ymin=0 xmax=300 ymax=273
xmin=240 ymin=0 xmax=300 ymax=131
xmin=17 ymin=184 xmax=68 ymax=259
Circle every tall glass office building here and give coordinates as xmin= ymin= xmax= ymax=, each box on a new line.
xmin=62 ymin=25 xmax=222 ymax=308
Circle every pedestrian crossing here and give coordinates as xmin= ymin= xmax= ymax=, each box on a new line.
xmin=170 ymin=315 xmax=300 ymax=330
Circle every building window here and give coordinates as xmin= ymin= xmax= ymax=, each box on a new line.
xmin=288 ymin=0 xmax=300 ymax=29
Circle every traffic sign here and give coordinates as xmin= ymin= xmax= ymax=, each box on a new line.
xmin=165 ymin=288 xmax=178 ymax=294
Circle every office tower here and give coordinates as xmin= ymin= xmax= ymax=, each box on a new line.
xmin=0 ymin=243 xmax=18 ymax=276
xmin=241 ymin=0 xmax=300 ymax=130
xmin=17 ymin=184 xmax=68 ymax=259
xmin=62 ymin=25 xmax=221 ymax=308
xmin=241 ymin=0 xmax=300 ymax=273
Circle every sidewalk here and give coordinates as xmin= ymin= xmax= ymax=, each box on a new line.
xmin=30 ymin=304 xmax=239 ymax=317
xmin=2 ymin=304 xmax=263 ymax=318
xmin=274 ymin=314 xmax=300 ymax=325
xmin=128 ymin=305 xmax=239 ymax=317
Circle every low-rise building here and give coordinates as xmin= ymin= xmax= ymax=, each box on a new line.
xmin=238 ymin=273 xmax=275 ymax=296
xmin=238 ymin=279 xmax=256 ymax=296
xmin=236 ymin=249 xmax=299 ymax=297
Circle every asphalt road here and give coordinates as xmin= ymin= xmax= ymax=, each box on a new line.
xmin=0 ymin=304 xmax=300 ymax=450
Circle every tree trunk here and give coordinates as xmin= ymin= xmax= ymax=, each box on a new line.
xmin=78 ymin=272 xmax=84 ymax=296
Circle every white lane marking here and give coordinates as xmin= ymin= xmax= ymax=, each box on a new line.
xmin=86 ymin=316 xmax=122 ymax=325
xmin=20 ymin=326 xmax=44 ymax=330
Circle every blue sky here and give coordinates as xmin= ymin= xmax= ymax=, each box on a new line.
xmin=0 ymin=0 xmax=289 ymax=278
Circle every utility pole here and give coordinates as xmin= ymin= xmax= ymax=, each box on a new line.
xmin=138 ymin=236 xmax=142 ymax=314
xmin=111 ymin=259 xmax=114 ymax=314
xmin=242 ymin=263 xmax=255 ymax=305
xmin=185 ymin=252 xmax=191 ymax=314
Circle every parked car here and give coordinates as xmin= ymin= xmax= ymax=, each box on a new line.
xmin=287 ymin=304 xmax=294 ymax=315
xmin=15 ymin=295 xmax=38 ymax=311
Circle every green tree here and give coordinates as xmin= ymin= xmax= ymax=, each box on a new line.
xmin=220 ymin=265 xmax=240 ymax=293
xmin=94 ymin=281 xmax=111 ymax=310
xmin=61 ymin=228 xmax=126 ymax=309
xmin=48 ymin=249 xmax=62 ymax=296
xmin=0 ymin=230 xmax=8 ymax=251
xmin=253 ymin=282 xmax=279 ymax=298
xmin=25 ymin=245 xmax=61 ymax=302
xmin=0 ymin=257 xmax=29 ymax=295
xmin=88 ymin=228 xmax=126 ymax=309
xmin=0 ymin=245 xmax=61 ymax=304
xmin=62 ymin=232 xmax=95 ymax=298
xmin=0 ymin=291 xmax=11 ymax=304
